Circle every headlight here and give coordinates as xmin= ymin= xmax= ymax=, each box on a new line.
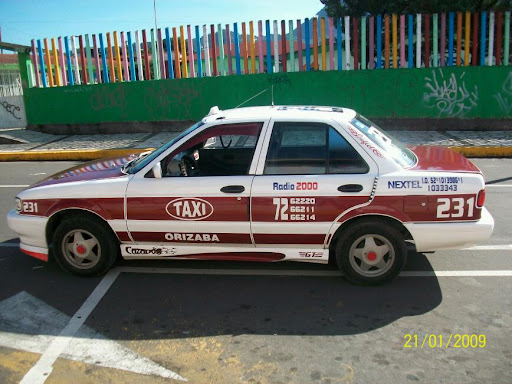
xmin=15 ymin=198 xmax=21 ymax=212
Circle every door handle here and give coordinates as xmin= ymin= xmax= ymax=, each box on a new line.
xmin=221 ymin=185 xmax=245 ymax=193
xmin=338 ymin=184 xmax=363 ymax=193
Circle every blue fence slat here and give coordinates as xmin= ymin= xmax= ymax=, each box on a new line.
xmin=337 ymin=18 xmax=342 ymax=70
xmin=37 ymin=40 xmax=48 ymax=88
xmin=194 ymin=26 xmax=202 ymax=78
xmin=63 ymin=37 xmax=74 ymax=86
xmin=164 ymin=27 xmax=174 ymax=79
xmin=265 ymin=20 xmax=272 ymax=74
xmin=234 ymin=22 xmax=241 ymax=75
xmin=408 ymin=15 xmax=413 ymax=67
xmin=448 ymin=12 xmax=454 ymax=66
xmin=127 ymin=32 xmax=136 ymax=81
xmin=98 ymin=33 xmax=109 ymax=83
xmin=481 ymin=11 xmax=487 ymax=66
xmin=305 ymin=18 xmax=311 ymax=71
xmin=377 ymin=15 xmax=382 ymax=69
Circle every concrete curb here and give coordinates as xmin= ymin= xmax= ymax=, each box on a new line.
xmin=0 ymin=146 xmax=511 ymax=162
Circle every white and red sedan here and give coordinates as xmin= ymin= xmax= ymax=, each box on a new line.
xmin=7 ymin=106 xmax=494 ymax=284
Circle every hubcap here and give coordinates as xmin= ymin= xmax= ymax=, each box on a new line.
xmin=61 ymin=229 xmax=101 ymax=269
xmin=349 ymin=234 xmax=395 ymax=277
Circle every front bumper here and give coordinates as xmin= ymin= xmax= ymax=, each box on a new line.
xmin=6 ymin=209 xmax=49 ymax=261
xmin=404 ymin=207 xmax=494 ymax=252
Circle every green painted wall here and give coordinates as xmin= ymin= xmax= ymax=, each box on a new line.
xmin=22 ymin=64 xmax=512 ymax=125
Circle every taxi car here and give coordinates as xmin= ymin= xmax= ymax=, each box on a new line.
xmin=7 ymin=106 xmax=494 ymax=285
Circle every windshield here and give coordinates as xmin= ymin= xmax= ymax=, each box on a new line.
xmin=350 ymin=115 xmax=417 ymax=168
xmin=126 ymin=121 xmax=205 ymax=174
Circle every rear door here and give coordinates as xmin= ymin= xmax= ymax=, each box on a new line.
xmin=250 ymin=120 xmax=378 ymax=250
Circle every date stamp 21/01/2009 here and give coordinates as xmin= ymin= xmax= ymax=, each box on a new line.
xmin=404 ymin=334 xmax=486 ymax=349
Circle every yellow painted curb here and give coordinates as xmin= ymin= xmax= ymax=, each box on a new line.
xmin=0 ymin=148 xmax=155 ymax=162
xmin=448 ymin=146 xmax=512 ymax=158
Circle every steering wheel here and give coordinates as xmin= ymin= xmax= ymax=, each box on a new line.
xmin=179 ymin=155 xmax=200 ymax=177
xmin=219 ymin=135 xmax=233 ymax=149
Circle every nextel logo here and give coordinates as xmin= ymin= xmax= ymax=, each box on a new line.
xmin=166 ymin=198 xmax=214 ymax=221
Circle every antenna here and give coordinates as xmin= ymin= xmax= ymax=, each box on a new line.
xmin=235 ymin=88 xmax=268 ymax=109
xmin=271 ymin=85 xmax=274 ymax=106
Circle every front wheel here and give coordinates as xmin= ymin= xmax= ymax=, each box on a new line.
xmin=52 ymin=216 xmax=119 ymax=276
xmin=335 ymin=221 xmax=407 ymax=285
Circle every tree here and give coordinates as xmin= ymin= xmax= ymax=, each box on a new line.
xmin=320 ymin=0 xmax=512 ymax=17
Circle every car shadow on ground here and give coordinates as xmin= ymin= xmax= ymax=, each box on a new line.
xmin=0 ymin=241 xmax=441 ymax=339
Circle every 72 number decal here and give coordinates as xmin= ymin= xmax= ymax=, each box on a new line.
xmin=437 ymin=197 xmax=475 ymax=218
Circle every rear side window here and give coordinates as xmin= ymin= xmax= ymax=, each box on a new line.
xmin=264 ymin=122 xmax=369 ymax=175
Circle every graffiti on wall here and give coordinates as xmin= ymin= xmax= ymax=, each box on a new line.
xmin=423 ymin=69 xmax=479 ymax=117
xmin=0 ymin=96 xmax=26 ymax=128
xmin=493 ymin=72 xmax=512 ymax=115
xmin=0 ymin=100 xmax=22 ymax=120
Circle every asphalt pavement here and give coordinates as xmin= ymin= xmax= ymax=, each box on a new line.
xmin=1 ymin=127 xmax=512 ymax=160
xmin=0 ymin=159 xmax=511 ymax=383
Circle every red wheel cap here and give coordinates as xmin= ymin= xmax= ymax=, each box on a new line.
xmin=76 ymin=245 xmax=87 ymax=255
xmin=367 ymin=251 xmax=377 ymax=261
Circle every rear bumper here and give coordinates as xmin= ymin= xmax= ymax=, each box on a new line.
xmin=6 ymin=209 xmax=49 ymax=260
xmin=405 ymin=207 xmax=494 ymax=252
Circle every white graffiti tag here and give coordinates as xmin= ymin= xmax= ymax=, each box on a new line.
xmin=423 ymin=69 xmax=479 ymax=117
xmin=493 ymin=72 xmax=512 ymax=115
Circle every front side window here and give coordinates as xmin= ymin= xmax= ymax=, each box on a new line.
xmin=264 ymin=122 xmax=369 ymax=175
xmin=161 ymin=122 xmax=263 ymax=177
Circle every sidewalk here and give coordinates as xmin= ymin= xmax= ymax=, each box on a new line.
xmin=1 ymin=127 xmax=512 ymax=161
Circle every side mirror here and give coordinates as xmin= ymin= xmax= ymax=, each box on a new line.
xmin=151 ymin=162 xmax=162 ymax=179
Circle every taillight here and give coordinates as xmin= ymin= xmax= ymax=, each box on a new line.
xmin=476 ymin=189 xmax=486 ymax=208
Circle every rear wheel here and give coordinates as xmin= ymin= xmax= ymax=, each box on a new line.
xmin=52 ymin=216 xmax=118 ymax=276
xmin=335 ymin=220 xmax=407 ymax=285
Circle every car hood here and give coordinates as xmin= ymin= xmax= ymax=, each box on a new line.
xmin=27 ymin=154 xmax=138 ymax=189
xmin=408 ymin=145 xmax=481 ymax=173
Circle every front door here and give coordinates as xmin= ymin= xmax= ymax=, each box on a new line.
xmin=125 ymin=122 xmax=264 ymax=254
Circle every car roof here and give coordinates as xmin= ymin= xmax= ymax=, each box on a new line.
xmin=203 ymin=105 xmax=358 ymax=124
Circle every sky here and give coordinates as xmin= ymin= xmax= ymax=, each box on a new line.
xmin=0 ymin=0 xmax=324 ymax=47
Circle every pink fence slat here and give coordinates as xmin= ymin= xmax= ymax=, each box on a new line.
xmin=58 ymin=37 xmax=67 ymax=85
xmin=281 ymin=20 xmax=287 ymax=72
xmin=496 ymin=12 xmax=503 ymax=65
xmin=92 ymin=34 xmax=102 ymax=83
xmin=329 ymin=18 xmax=334 ymax=70
xmin=187 ymin=25 xmax=195 ymax=77
xmin=156 ymin=29 xmax=165 ymax=79
xmin=121 ymin=32 xmax=130 ymax=81
xmin=400 ymin=15 xmax=406 ymax=67
xmin=258 ymin=21 xmax=264 ymax=73
xmin=297 ymin=19 xmax=303 ymax=71
xmin=369 ymin=16 xmax=374 ymax=69
xmin=30 ymin=39 xmax=41 ymax=87
xmin=225 ymin=24 xmax=233 ymax=75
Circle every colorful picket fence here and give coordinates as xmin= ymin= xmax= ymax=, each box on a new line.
xmin=28 ymin=11 xmax=511 ymax=88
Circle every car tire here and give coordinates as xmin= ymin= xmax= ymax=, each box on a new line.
xmin=335 ymin=220 xmax=407 ymax=285
xmin=52 ymin=216 xmax=119 ymax=276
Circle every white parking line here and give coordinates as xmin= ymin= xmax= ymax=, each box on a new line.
xmin=118 ymin=266 xmax=512 ymax=278
xmin=0 ymin=185 xmax=29 ymax=188
xmin=486 ymin=184 xmax=512 ymax=188
xmin=463 ymin=244 xmax=512 ymax=251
